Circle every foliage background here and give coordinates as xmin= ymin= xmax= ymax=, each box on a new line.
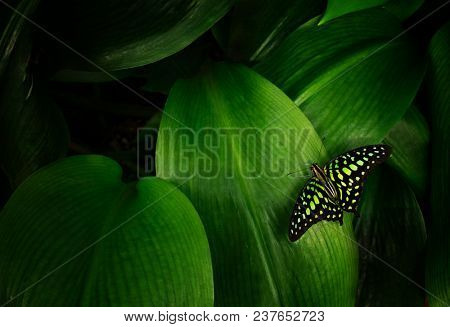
xmin=0 ymin=0 xmax=449 ymax=306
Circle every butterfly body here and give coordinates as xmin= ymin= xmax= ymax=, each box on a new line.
xmin=310 ymin=163 xmax=340 ymax=204
xmin=289 ymin=144 xmax=392 ymax=242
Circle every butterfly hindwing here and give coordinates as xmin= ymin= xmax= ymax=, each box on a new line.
xmin=289 ymin=177 xmax=343 ymax=242
xmin=336 ymin=185 xmax=363 ymax=213
xmin=325 ymin=144 xmax=392 ymax=211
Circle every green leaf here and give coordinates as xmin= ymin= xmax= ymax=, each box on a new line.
xmin=0 ymin=29 xmax=69 ymax=188
xmin=0 ymin=155 xmax=213 ymax=306
xmin=255 ymin=10 xmax=425 ymax=157
xmin=45 ymin=0 xmax=233 ymax=70
xmin=426 ymin=21 xmax=450 ymax=307
xmin=156 ymin=62 xmax=358 ymax=306
xmin=356 ymin=167 xmax=426 ymax=306
xmin=384 ymin=106 xmax=429 ymax=194
xmin=320 ymin=0 xmax=423 ymax=24
xmin=0 ymin=0 xmax=40 ymax=77
xmin=320 ymin=0 xmax=388 ymax=25
xmin=213 ymin=0 xmax=325 ymax=62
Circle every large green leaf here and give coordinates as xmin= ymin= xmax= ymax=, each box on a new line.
xmin=0 ymin=155 xmax=213 ymax=306
xmin=255 ymin=10 xmax=425 ymax=157
xmin=44 ymin=0 xmax=233 ymax=70
xmin=0 ymin=29 xmax=69 ymax=188
xmin=213 ymin=0 xmax=325 ymax=62
xmin=156 ymin=62 xmax=358 ymax=306
xmin=384 ymin=106 xmax=429 ymax=194
xmin=426 ymin=21 xmax=450 ymax=307
xmin=355 ymin=167 xmax=426 ymax=306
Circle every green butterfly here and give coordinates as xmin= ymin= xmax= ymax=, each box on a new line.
xmin=289 ymin=144 xmax=392 ymax=242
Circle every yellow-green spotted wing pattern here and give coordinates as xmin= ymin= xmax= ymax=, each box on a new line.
xmin=289 ymin=177 xmax=343 ymax=242
xmin=289 ymin=144 xmax=392 ymax=242
xmin=325 ymin=144 xmax=392 ymax=212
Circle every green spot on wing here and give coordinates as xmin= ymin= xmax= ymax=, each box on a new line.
xmin=342 ymin=167 xmax=352 ymax=175
xmin=313 ymin=195 xmax=320 ymax=204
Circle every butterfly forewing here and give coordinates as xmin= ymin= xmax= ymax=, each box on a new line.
xmin=325 ymin=144 xmax=391 ymax=211
xmin=289 ymin=177 xmax=343 ymax=242
xmin=325 ymin=144 xmax=391 ymax=187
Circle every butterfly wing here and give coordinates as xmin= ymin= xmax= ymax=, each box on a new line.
xmin=325 ymin=144 xmax=392 ymax=212
xmin=289 ymin=177 xmax=343 ymax=242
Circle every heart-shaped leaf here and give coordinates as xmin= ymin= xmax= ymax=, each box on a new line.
xmin=425 ymin=21 xmax=450 ymax=307
xmin=355 ymin=167 xmax=426 ymax=306
xmin=384 ymin=106 xmax=429 ymax=194
xmin=43 ymin=0 xmax=233 ymax=70
xmin=156 ymin=62 xmax=358 ymax=306
xmin=255 ymin=10 xmax=425 ymax=157
xmin=213 ymin=0 xmax=325 ymax=62
xmin=0 ymin=28 xmax=69 ymax=188
xmin=0 ymin=156 xmax=213 ymax=306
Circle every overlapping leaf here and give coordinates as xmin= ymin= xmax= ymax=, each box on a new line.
xmin=384 ymin=106 xmax=429 ymax=194
xmin=0 ymin=28 xmax=69 ymax=188
xmin=320 ymin=0 xmax=388 ymax=24
xmin=140 ymin=38 xmax=210 ymax=94
xmin=256 ymin=9 xmax=425 ymax=158
xmin=213 ymin=0 xmax=325 ymax=62
xmin=320 ymin=0 xmax=424 ymax=24
xmin=0 ymin=156 xmax=213 ymax=306
xmin=156 ymin=62 xmax=358 ymax=306
xmin=425 ymin=21 xmax=450 ymax=307
xmin=43 ymin=0 xmax=233 ymax=70
xmin=0 ymin=0 xmax=40 ymax=77
xmin=356 ymin=167 xmax=426 ymax=306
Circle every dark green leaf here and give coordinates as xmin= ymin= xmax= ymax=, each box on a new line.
xmin=46 ymin=0 xmax=233 ymax=70
xmin=384 ymin=0 xmax=424 ymax=20
xmin=140 ymin=38 xmax=210 ymax=94
xmin=255 ymin=10 xmax=425 ymax=157
xmin=320 ymin=0 xmax=388 ymax=24
xmin=356 ymin=167 xmax=426 ymax=306
xmin=320 ymin=0 xmax=423 ymax=24
xmin=0 ymin=0 xmax=40 ymax=77
xmin=213 ymin=0 xmax=325 ymax=62
xmin=156 ymin=62 xmax=358 ymax=306
xmin=384 ymin=106 xmax=429 ymax=194
xmin=0 ymin=155 xmax=213 ymax=306
xmin=0 ymin=30 xmax=69 ymax=188
xmin=425 ymin=21 xmax=450 ymax=307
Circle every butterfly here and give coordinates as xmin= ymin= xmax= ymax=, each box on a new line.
xmin=288 ymin=144 xmax=392 ymax=242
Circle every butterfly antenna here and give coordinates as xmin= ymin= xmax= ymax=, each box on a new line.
xmin=286 ymin=167 xmax=311 ymax=177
